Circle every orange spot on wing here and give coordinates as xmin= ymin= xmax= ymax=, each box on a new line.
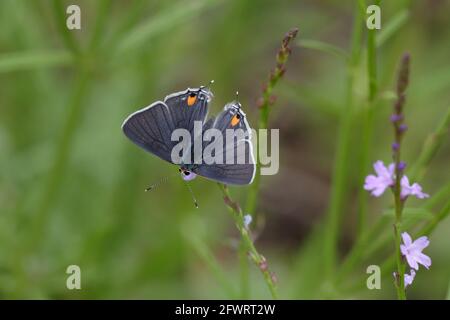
xmin=187 ymin=95 xmax=197 ymax=106
xmin=231 ymin=114 xmax=240 ymax=127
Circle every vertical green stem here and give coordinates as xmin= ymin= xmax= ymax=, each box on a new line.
xmin=239 ymin=237 xmax=250 ymax=299
xmin=245 ymin=28 xmax=299 ymax=216
xmin=88 ymin=0 xmax=112 ymax=53
xmin=241 ymin=28 xmax=298 ymax=298
xmin=324 ymin=1 xmax=364 ymax=278
xmin=391 ymin=53 xmax=410 ymax=299
xmin=357 ymin=0 xmax=379 ymax=239
xmin=394 ymin=205 xmax=406 ymax=299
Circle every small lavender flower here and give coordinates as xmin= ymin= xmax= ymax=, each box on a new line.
xmin=404 ymin=269 xmax=416 ymax=287
xmin=400 ymin=176 xmax=429 ymax=200
xmin=364 ymin=161 xmax=429 ymax=200
xmin=399 ymin=124 xmax=408 ymax=132
xmin=391 ymin=142 xmax=400 ymax=151
xmin=364 ymin=161 xmax=395 ymax=197
xmin=390 ymin=114 xmax=403 ymax=123
xmin=243 ymin=214 xmax=252 ymax=229
xmin=400 ymin=232 xmax=431 ymax=270
xmin=397 ymin=161 xmax=407 ymax=171
xmin=393 ymin=269 xmax=416 ymax=287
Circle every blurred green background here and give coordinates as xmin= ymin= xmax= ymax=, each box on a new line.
xmin=0 ymin=0 xmax=449 ymax=299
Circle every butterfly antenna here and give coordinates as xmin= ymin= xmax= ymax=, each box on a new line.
xmin=200 ymin=79 xmax=215 ymax=91
xmin=235 ymin=91 xmax=241 ymax=109
xmin=145 ymin=172 xmax=178 ymax=192
xmin=145 ymin=176 xmax=168 ymax=191
xmin=183 ymin=180 xmax=199 ymax=208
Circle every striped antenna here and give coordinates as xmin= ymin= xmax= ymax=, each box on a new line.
xmin=183 ymin=180 xmax=199 ymax=208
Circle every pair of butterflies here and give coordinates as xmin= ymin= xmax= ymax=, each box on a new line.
xmin=121 ymin=85 xmax=256 ymax=186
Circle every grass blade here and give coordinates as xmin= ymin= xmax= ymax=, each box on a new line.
xmin=410 ymin=106 xmax=450 ymax=181
xmin=376 ymin=9 xmax=409 ymax=47
xmin=0 ymin=50 xmax=72 ymax=73
xmin=115 ymin=0 xmax=218 ymax=56
xmin=298 ymin=39 xmax=348 ymax=59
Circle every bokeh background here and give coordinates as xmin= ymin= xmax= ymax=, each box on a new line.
xmin=0 ymin=0 xmax=449 ymax=299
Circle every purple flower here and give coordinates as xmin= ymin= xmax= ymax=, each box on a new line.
xmin=364 ymin=161 xmax=395 ymax=197
xmin=390 ymin=114 xmax=403 ymax=123
xmin=392 ymin=142 xmax=400 ymax=151
xmin=397 ymin=161 xmax=407 ymax=171
xmin=404 ymin=269 xmax=416 ymax=287
xmin=400 ymin=232 xmax=431 ymax=270
xmin=364 ymin=161 xmax=430 ymax=199
xmin=400 ymin=176 xmax=429 ymax=200
xmin=399 ymin=124 xmax=408 ymax=132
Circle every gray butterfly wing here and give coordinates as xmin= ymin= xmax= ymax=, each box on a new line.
xmin=122 ymin=87 xmax=213 ymax=164
xmin=164 ymin=87 xmax=212 ymax=138
xmin=194 ymin=102 xmax=256 ymax=185
xmin=121 ymin=101 xmax=176 ymax=163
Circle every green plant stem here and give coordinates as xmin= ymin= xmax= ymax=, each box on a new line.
xmin=376 ymin=9 xmax=409 ymax=48
xmin=297 ymin=39 xmax=348 ymax=60
xmin=88 ymin=0 xmax=112 ymax=52
xmin=394 ymin=218 xmax=406 ymax=299
xmin=11 ymin=67 xmax=90 ymax=296
xmin=219 ymin=184 xmax=278 ymax=299
xmin=324 ymin=1 xmax=363 ymax=278
xmin=242 ymin=28 xmax=297 ymax=298
xmin=245 ymin=28 xmax=299 ymax=216
xmin=28 ymin=68 xmax=91 ymax=249
xmin=239 ymin=238 xmax=250 ymax=299
xmin=419 ymin=199 xmax=450 ymax=236
xmin=393 ymin=132 xmax=406 ymax=300
xmin=409 ymin=106 xmax=450 ymax=181
xmin=356 ymin=0 xmax=379 ymax=240
xmin=337 ymin=53 xmax=414 ymax=299
xmin=367 ymin=1 xmax=379 ymax=102
xmin=391 ymin=53 xmax=411 ymax=300
xmin=103 ymin=0 xmax=146 ymax=50
xmin=424 ymin=181 xmax=450 ymax=210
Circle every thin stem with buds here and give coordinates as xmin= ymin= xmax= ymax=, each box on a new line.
xmin=218 ymin=183 xmax=278 ymax=299
xmin=391 ymin=53 xmax=410 ymax=300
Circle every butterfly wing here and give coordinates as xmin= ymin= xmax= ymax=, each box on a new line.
xmin=122 ymin=87 xmax=213 ymax=164
xmin=164 ymin=87 xmax=212 ymax=138
xmin=194 ymin=102 xmax=256 ymax=185
xmin=121 ymin=101 xmax=177 ymax=163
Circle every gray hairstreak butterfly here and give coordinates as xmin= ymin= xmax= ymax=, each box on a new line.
xmin=121 ymin=84 xmax=256 ymax=194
